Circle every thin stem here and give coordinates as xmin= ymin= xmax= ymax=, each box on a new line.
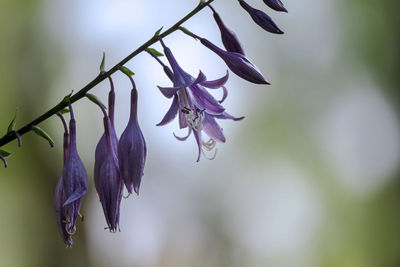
xmin=56 ymin=112 xmax=68 ymax=134
xmin=145 ymin=48 xmax=168 ymax=68
xmin=0 ymin=0 xmax=214 ymax=148
xmin=87 ymin=94 xmax=108 ymax=118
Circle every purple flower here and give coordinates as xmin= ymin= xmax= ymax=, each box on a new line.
xmin=239 ymin=0 xmax=284 ymax=34
xmin=94 ymin=78 xmax=123 ymax=232
xmin=54 ymin=113 xmax=73 ymax=247
xmin=96 ymin=117 xmax=123 ymax=232
xmin=61 ymin=104 xmax=88 ymax=234
xmin=118 ymin=82 xmax=147 ymax=195
xmin=158 ymin=40 xmax=244 ymax=161
xmin=197 ymin=36 xmax=270 ymax=84
xmin=54 ymin=178 xmax=73 ymax=247
xmin=209 ymin=5 xmax=245 ymax=55
xmin=263 ymin=0 xmax=288 ymax=13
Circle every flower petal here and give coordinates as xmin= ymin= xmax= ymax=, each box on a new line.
xmin=199 ymin=71 xmax=229 ymax=89
xmin=220 ymin=86 xmax=228 ymax=103
xmin=192 ymin=71 xmax=207 ymax=85
xmin=215 ymin=112 xmax=245 ymax=121
xmin=157 ymin=85 xmax=181 ymax=99
xmin=193 ymin=130 xmax=202 ymax=162
xmin=203 ymin=114 xmax=226 ymax=143
xmin=157 ymin=94 xmax=179 ymax=126
xmin=189 ymin=85 xmax=225 ymax=115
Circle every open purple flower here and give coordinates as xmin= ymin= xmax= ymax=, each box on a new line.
xmin=263 ymin=0 xmax=288 ymax=13
xmin=239 ymin=0 xmax=284 ymax=34
xmin=118 ymin=80 xmax=147 ymax=195
xmin=157 ymin=40 xmax=244 ymax=161
xmin=61 ymin=103 xmax=88 ymax=234
xmin=93 ymin=77 xmax=123 ymax=232
xmin=209 ymin=5 xmax=245 ymax=55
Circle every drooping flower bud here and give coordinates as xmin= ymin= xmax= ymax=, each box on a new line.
xmin=263 ymin=0 xmax=288 ymax=13
xmin=239 ymin=0 xmax=284 ymax=34
xmin=54 ymin=112 xmax=73 ymax=247
xmin=198 ymin=37 xmax=269 ymax=84
xmin=209 ymin=5 xmax=245 ymax=55
xmin=93 ymin=77 xmax=123 ymax=232
xmin=95 ymin=117 xmax=123 ymax=232
xmin=94 ymin=77 xmax=119 ymax=193
xmin=61 ymin=103 xmax=88 ymax=234
xmin=118 ymin=79 xmax=147 ymax=195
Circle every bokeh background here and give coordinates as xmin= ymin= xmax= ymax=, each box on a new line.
xmin=0 ymin=0 xmax=399 ymax=266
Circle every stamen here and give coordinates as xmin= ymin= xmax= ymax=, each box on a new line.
xmin=202 ymin=148 xmax=218 ymax=160
xmin=65 ymin=224 xmax=76 ymax=235
xmin=202 ymin=139 xmax=216 ymax=151
xmin=173 ymin=127 xmax=191 ymax=141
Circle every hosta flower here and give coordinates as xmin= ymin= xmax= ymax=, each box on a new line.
xmin=209 ymin=5 xmax=245 ymax=55
xmin=94 ymin=78 xmax=123 ymax=232
xmin=239 ymin=0 xmax=284 ymax=34
xmin=158 ymin=40 xmax=244 ymax=161
xmin=263 ymin=0 xmax=288 ymax=12
xmin=96 ymin=116 xmax=123 ymax=231
xmin=118 ymin=82 xmax=147 ymax=195
xmin=54 ymin=112 xmax=73 ymax=247
xmin=61 ymin=104 xmax=88 ymax=234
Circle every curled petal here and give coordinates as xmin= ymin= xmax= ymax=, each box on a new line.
xmin=157 ymin=94 xmax=179 ymax=126
xmin=220 ymin=86 xmax=228 ymax=103
xmin=192 ymin=71 xmax=207 ymax=85
xmin=200 ymin=70 xmax=229 ymax=89
xmin=215 ymin=112 xmax=245 ymax=121
xmin=157 ymin=85 xmax=181 ymax=99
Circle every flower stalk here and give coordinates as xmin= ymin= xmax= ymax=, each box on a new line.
xmin=0 ymin=0 xmax=215 ymax=149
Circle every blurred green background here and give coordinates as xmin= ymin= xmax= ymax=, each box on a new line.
xmin=0 ymin=0 xmax=399 ymax=266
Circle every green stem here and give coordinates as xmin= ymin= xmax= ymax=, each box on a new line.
xmin=0 ymin=0 xmax=214 ymax=148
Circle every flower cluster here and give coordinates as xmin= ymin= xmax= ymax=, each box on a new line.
xmin=55 ymin=75 xmax=146 ymax=246
xmin=51 ymin=0 xmax=287 ymax=247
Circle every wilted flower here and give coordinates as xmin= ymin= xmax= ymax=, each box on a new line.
xmin=263 ymin=0 xmax=288 ymax=13
xmin=118 ymin=80 xmax=147 ymax=195
xmin=61 ymin=104 xmax=88 ymax=234
xmin=157 ymin=40 xmax=244 ymax=161
xmin=239 ymin=0 xmax=284 ymax=34
xmin=209 ymin=5 xmax=245 ymax=55
xmin=54 ymin=112 xmax=73 ymax=247
xmin=93 ymin=77 xmax=123 ymax=232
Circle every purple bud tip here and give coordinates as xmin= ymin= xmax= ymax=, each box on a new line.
xmin=263 ymin=0 xmax=288 ymax=13
xmin=0 ymin=155 xmax=8 ymax=168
